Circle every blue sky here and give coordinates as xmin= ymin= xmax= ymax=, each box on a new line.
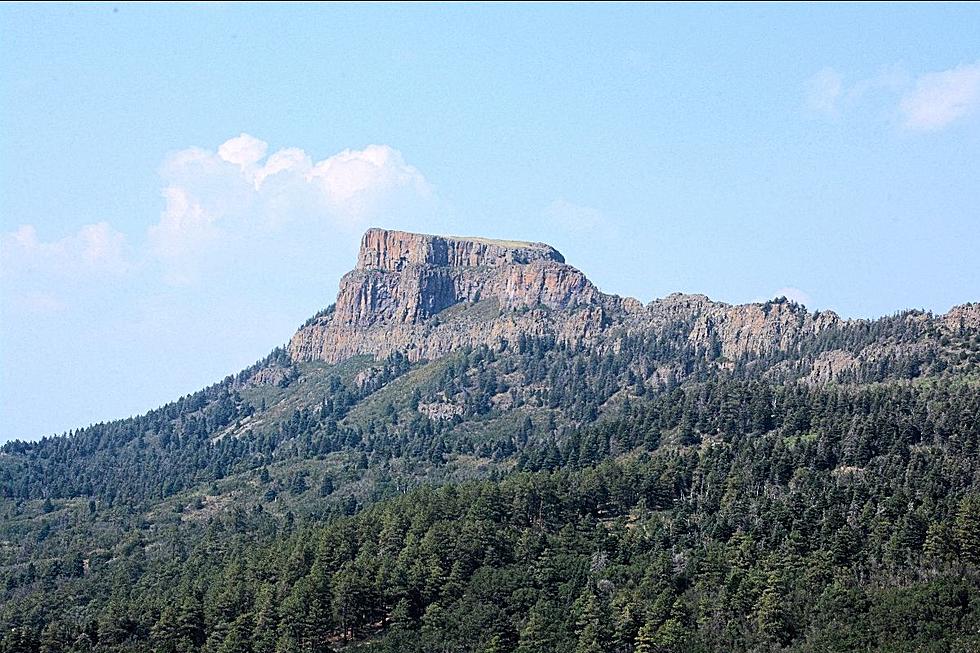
xmin=2 ymin=4 xmax=979 ymax=442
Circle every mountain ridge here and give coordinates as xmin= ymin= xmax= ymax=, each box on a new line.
xmin=11 ymin=227 xmax=974 ymax=444
xmin=2 ymin=229 xmax=980 ymax=653
xmin=288 ymin=227 xmax=978 ymax=385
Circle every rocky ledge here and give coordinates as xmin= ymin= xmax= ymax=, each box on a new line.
xmin=356 ymin=228 xmax=565 ymax=270
xmin=333 ymin=229 xmax=607 ymax=327
xmin=289 ymin=229 xmax=627 ymax=363
xmin=287 ymin=228 xmax=976 ymax=382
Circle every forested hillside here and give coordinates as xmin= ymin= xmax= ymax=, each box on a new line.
xmin=1 ymin=230 xmax=978 ymax=652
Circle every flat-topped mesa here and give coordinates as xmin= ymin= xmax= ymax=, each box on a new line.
xmin=289 ymin=228 xmax=611 ymax=363
xmin=357 ymin=228 xmax=565 ymax=271
xmin=288 ymin=228 xmax=973 ymax=374
xmin=334 ymin=228 xmax=600 ymax=329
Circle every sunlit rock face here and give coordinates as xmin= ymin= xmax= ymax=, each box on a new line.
xmin=288 ymin=228 xmax=963 ymax=384
xmin=290 ymin=228 xmax=619 ymax=363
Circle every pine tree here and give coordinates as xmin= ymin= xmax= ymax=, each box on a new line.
xmin=217 ymin=614 xmax=254 ymax=653
xmin=390 ymin=597 xmax=414 ymax=632
xmin=634 ymin=614 xmax=658 ymax=653
xmin=484 ymin=633 xmax=509 ymax=653
xmin=332 ymin=560 xmax=374 ymax=641
xmin=756 ymin=576 xmax=790 ymax=647
xmin=651 ymin=599 xmax=689 ymax=652
xmin=251 ymin=586 xmax=280 ymax=653
xmin=924 ymin=521 xmax=954 ymax=562
xmin=573 ymin=589 xmax=610 ymax=653
xmin=954 ymin=494 xmax=980 ymax=563
xmin=516 ymin=601 xmax=558 ymax=653
xmin=2 ymin=627 xmax=38 ymax=653
xmin=319 ymin=475 xmax=334 ymax=497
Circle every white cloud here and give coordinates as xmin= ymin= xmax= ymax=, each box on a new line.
xmin=807 ymin=62 xmax=980 ymax=131
xmin=218 ymin=132 xmax=269 ymax=169
xmin=804 ymin=68 xmax=843 ymax=116
xmin=254 ymin=147 xmax=312 ymax=189
xmin=1 ymin=221 xmax=129 ymax=313
xmin=2 ymin=135 xmax=434 ymax=300
xmin=147 ymin=186 xmax=221 ymax=284
xmin=148 ymin=134 xmax=434 ymax=283
xmin=900 ymin=62 xmax=980 ymax=131
xmin=77 ymin=222 xmax=128 ymax=270
xmin=544 ymin=199 xmax=606 ymax=232
xmin=308 ymin=144 xmax=431 ymax=212
xmin=1 ymin=221 xmax=128 ymax=276
xmin=773 ymin=287 xmax=813 ymax=308
xmin=846 ymin=66 xmax=908 ymax=103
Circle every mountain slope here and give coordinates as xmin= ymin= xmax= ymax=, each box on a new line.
xmin=4 ymin=229 xmax=977 ymax=506
xmin=1 ymin=228 xmax=979 ymax=653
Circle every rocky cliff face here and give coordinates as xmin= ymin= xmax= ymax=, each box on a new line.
xmin=356 ymin=228 xmax=566 ymax=271
xmin=333 ymin=229 xmax=602 ymax=326
xmin=943 ymin=302 xmax=980 ymax=333
xmin=290 ymin=229 xmax=625 ymax=363
xmin=288 ymin=228 xmax=972 ymax=382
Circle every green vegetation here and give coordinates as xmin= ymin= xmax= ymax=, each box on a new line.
xmin=1 ymin=312 xmax=979 ymax=652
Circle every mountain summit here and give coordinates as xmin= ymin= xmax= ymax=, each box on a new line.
xmin=3 ymin=228 xmax=980 ymax=653
xmin=289 ymin=228 xmax=978 ymax=385
xmin=355 ymin=228 xmax=567 ymax=270
xmin=289 ymin=228 xmax=618 ymax=364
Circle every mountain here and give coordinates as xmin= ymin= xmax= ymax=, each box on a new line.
xmin=289 ymin=228 xmax=619 ymax=364
xmin=290 ymin=228 xmax=977 ymax=382
xmin=1 ymin=228 xmax=979 ymax=653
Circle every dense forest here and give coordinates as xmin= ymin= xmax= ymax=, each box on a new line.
xmin=1 ymin=307 xmax=979 ymax=652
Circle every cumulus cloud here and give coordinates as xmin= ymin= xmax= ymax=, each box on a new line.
xmin=148 ymin=135 xmax=433 ymax=283
xmin=805 ymin=62 xmax=980 ymax=131
xmin=804 ymin=68 xmax=843 ymax=116
xmin=147 ymin=186 xmax=221 ymax=284
xmin=773 ymin=287 xmax=813 ymax=308
xmin=1 ymin=222 xmax=128 ymax=277
xmin=900 ymin=62 xmax=980 ymax=131
xmin=77 ymin=222 xmax=128 ymax=270
xmin=308 ymin=144 xmax=431 ymax=214
xmin=2 ymin=135 xmax=434 ymax=301
xmin=1 ymin=222 xmax=129 ymax=313
xmin=253 ymin=147 xmax=311 ymax=189
xmin=218 ymin=132 xmax=269 ymax=169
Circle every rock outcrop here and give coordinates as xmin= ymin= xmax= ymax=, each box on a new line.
xmin=943 ymin=303 xmax=980 ymax=333
xmin=288 ymin=228 xmax=973 ymax=383
xmin=290 ymin=229 xmax=625 ymax=363
xmin=334 ymin=229 xmax=601 ymax=327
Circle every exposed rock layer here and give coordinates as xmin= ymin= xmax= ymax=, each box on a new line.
xmin=291 ymin=229 xmax=627 ymax=363
xmin=357 ymin=228 xmax=565 ymax=271
xmin=332 ymin=229 xmax=600 ymax=328
xmin=288 ymin=228 xmax=974 ymax=382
